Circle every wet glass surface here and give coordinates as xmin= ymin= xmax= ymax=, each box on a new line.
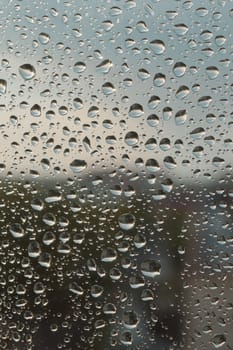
xmin=0 ymin=0 xmax=232 ymax=349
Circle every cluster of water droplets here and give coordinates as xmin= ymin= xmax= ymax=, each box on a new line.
xmin=0 ymin=0 xmax=232 ymax=349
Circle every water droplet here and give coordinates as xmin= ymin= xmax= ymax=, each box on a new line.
xmin=175 ymin=85 xmax=190 ymax=99
xmin=148 ymin=95 xmax=160 ymax=109
xmin=101 ymin=248 xmax=117 ymax=262
xmin=91 ymin=284 xmax=104 ymax=298
xmin=206 ymin=66 xmax=219 ymax=79
xmin=163 ymin=156 xmax=177 ymax=169
xmin=174 ymin=23 xmax=189 ymax=36
xmin=173 ymin=62 xmax=187 ymax=77
xmin=74 ymin=61 xmax=86 ymax=73
xmin=120 ymin=331 xmax=133 ymax=345
xmin=9 ymin=223 xmax=25 ymax=238
xmin=145 ymin=159 xmax=160 ymax=172
xmin=141 ymin=260 xmax=161 ymax=277
xmin=70 ymin=159 xmax=87 ymax=173
xmin=198 ymin=96 xmax=212 ymax=108
xmin=38 ymin=32 xmax=50 ymax=44
xmin=150 ymin=39 xmax=166 ymax=54
xmin=124 ymin=131 xmax=139 ymax=146
xmin=136 ymin=21 xmax=148 ymax=33
xmin=118 ymin=213 xmax=136 ymax=230
xmin=0 ymin=79 xmax=7 ymax=94
xmin=211 ymin=334 xmax=226 ymax=348
xmin=19 ymin=64 xmax=36 ymax=80
xmin=69 ymin=282 xmax=84 ymax=295
xmin=137 ymin=68 xmax=150 ymax=80
xmin=147 ymin=114 xmax=159 ymax=127
xmin=96 ymin=59 xmax=112 ymax=74
xmin=128 ymin=104 xmax=144 ymax=118
xmin=42 ymin=213 xmax=56 ymax=226
xmin=102 ymin=82 xmax=116 ymax=95
xmin=122 ymin=311 xmax=139 ymax=329
xmin=30 ymin=104 xmax=41 ymax=117
xmin=28 ymin=241 xmax=41 ymax=258
xmin=175 ymin=110 xmax=187 ymax=125
xmin=153 ymin=73 xmax=166 ymax=87
xmin=38 ymin=252 xmax=52 ymax=268
xmin=73 ymin=98 xmax=83 ymax=110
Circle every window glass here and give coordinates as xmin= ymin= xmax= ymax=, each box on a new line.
xmin=0 ymin=0 xmax=232 ymax=349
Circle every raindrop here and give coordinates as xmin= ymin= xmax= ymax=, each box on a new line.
xmin=122 ymin=311 xmax=139 ymax=329
xmin=137 ymin=68 xmax=150 ymax=81
xmin=141 ymin=260 xmax=161 ymax=277
xmin=128 ymin=104 xmax=144 ymax=118
xmin=9 ymin=223 xmax=25 ymax=238
xmin=96 ymin=59 xmax=112 ymax=74
xmin=74 ymin=61 xmax=86 ymax=73
xmin=211 ymin=334 xmax=226 ymax=348
xmin=69 ymin=282 xmax=84 ymax=295
xmin=206 ymin=66 xmax=219 ymax=80
xmin=0 ymin=79 xmax=7 ymax=94
xmin=118 ymin=213 xmax=136 ymax=230
xmin=175 ymin=110 xmax=187 ymax=125
xmin=124 ymin=131 xmax=139 ymax=146
xmin=145 ymin=159 xmax=160 ymax=172
xmin=70 ymin=159 xmax=87 ymax=173
xmin=173 ymin=62 xmax=187 ymax=77
xmin=153 ymin=73 xmax=166 ymax=87
xmin=38 ymin=32 xmax=50 ymax=44
xmin=19 ymin=64 xmax=36 ymax=80
xmin=101 ymin=248 xmax=117 ymax=262
xmin=150 ymin=39 xmax=166 ymax=54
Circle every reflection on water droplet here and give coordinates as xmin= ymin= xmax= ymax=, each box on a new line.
xmin=128 ymin=104 xmax=144 ymax=118
xmin=175 ymin=110 xmax=187 ymax=125
xmin=164 ymin=156 xmax=177 ymax=169
xmin=123 ymin=311 xmax=139 ymax=329
xmin=0 ymin=79 xmax=7 ymax=94
xmin=70 ymin=159 xmax=87 ymax=173
xmin=173 ymin=62 xmax=187 ymax=77
xmin=74 ymin=61 xmax=86 ymax=73
xmin=150 ymin=39 xmax=165 ymax=54
xmin=101 ymin=248 xmax=117 ymax=262
xmin=69 ymin=282 xmax=84 ymax=295
xmin=9 ymin=223 xmax=25 ymax=238
xmin=174 ymin=23 xmax=189 ymax=36
xmin=118 ymin=213 xmax=136 ymax=230
xmin=141 ymin=260 xmax=161 ymax=277
xmin=206 ymin=66 xmax=219 ymax=79
xmin=137 ymin=68 xmax=150 ymax=81
xmin=146 ymin=159 xmax=160 ymax=172
xmin=153 ymin=73 xmax=166 ymax=87
xmin=96 ymin=59 xmax=112 ymax=74
xmin=38 ymin=32 xmax=50 ymax=44
xmin=211 ymin=334 xmax=226 ymax=348
xmin=125 ymin=131 xmax=139 ymax=146
xmin=120 ymin=331 xmax=133 ymax=345
xmin=19 ymin=64 xmax=36 ymax=80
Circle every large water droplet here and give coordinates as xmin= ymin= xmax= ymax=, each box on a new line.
xmin=118 ymin=213 xmax=136 ymax=230
xmin=128 ymin=104 xmax=144 ymax=118
xmin=19 ymin=64 xmax=36 ymax=80
xmin=122 ymin=311 xmax=139 ymax=329
xmin=141 ymin=260 xmax=161 ymax=277
xmin=9 ymin=223 xmax=25 ymax=238
xmin=70 ymin=159 xmax=87 ymax=173
xmin=150 ymin=39 xmax=166 ymax=54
